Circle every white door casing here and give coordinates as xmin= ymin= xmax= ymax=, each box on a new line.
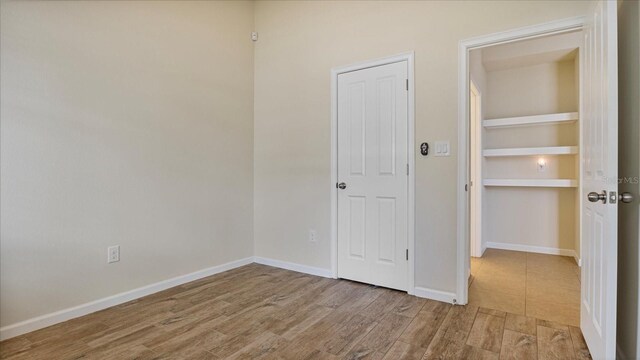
xmin=580 ymin=1 xmax=618 ymax=359
xmin=469 ymin=80 xmax=482 ymax=258
xmin=336 ymin=61 xmax=409 ymax=291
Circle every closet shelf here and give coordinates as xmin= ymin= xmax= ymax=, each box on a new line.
xmin=483 ymin=112 xmax=578 ymax=128
xmin=483 ymin=146 xmax=578 ymax=157
xmin=483 ymin=179 xmax=578 ymax=188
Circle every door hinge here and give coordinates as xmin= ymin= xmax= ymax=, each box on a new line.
xmin=406 ymin=249 xmax=409 ymax=260
xmin=406 ymin=164 xmax=409 ymax=175
xmin=406 ymin=79 xmax=409 ymax=91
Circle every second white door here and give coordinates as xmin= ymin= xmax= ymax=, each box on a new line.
xmin=337 ymin=61 xmax=408 ymax=291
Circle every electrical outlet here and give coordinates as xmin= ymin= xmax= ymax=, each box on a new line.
xmin=107 ymin=245 xmax=120 ymax=263
xmin=309 ymin=230 xmax=317 ymax=243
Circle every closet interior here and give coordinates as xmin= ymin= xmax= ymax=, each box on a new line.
xmin=467 ymin=30 xmax=583 ymax=325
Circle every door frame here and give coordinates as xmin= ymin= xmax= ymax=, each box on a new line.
xmin=469 ymin=80 xmax=483 ymax=258
xmin=330 ymin=52 xmax=416 ymax=294
xmin=456 ymin=17 xmax=586 ymax=304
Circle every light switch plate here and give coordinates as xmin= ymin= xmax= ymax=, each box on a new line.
xmin=434 ymin=141 xmax=450 ymax=157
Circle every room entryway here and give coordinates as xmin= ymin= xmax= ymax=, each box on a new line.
xmin=334 ymin=58 xmax=412 ymax=292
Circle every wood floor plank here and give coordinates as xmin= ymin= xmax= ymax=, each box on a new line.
xmin=421 ymin=299 xmax=453 ymax=315
xmin=537 ymin=325 xmax=576 ymax=360
xmin=82 ymin=343 xmax=160 ymax=359
xmin=536 ymin=319 xmax=569 ymax=331
xmin=278 ymin=305 xmax=334 ymax=340
xmin=345 ymin=313 xmax=412 ymax=358
xmin=359 ymin=289 xmax=405 ymax=319
xmin=275 ymin=342 xmax=340 ymax=360
xmin=225 ymin=331 xmax=287 ymax=360
xmin=440 ymin=305 xmax=479 ymax=344
xmin=381 ymin=340 xmax=427 ymax=360
xmin=391 ymin=295 xmax=426 ymax=318
xmin=467 ymin=312 xmax=505 ymax=353
xmin=288 ymin=309 xmax=357 ymax=347
xmin=207 ymin=326 xmax=268 ymax=359
xmin=479 ymin=307 xmax=507 ymax=318
xmin=0 ymin=338 xmax=91 ymax=360
xmin=499 ymin=329 xmax=537 ymax=360
xmin=504 ymin=313 xmax=537 ymax=336
xmin=568 ymin=326 xmax=592 ymax=360
xmin=321 ymin=313 xmax=377 ymax=355
xmin=398 ymin=308 xmax=448 ymax=348
xmin=423 ymin=331 xmax=499 ymax=360
xmin=316 ymin=281 xmax=368 ymax=309
xmin=0 ymin=338 xmax=31 ymax=359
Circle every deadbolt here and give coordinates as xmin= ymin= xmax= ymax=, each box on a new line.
xmin=588 ymin=191 xmax=607 ymax=204
xmin=338 ymin=182 xmax=347 ymax=190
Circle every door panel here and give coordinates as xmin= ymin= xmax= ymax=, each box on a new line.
xmin=337 ymin=61 xmax=408 ymax=291
xmin=348 ymin=196 xmax=366 ymax=259
xmin=377 ymin=77 xmax=396 ymax=176
xmin=580 ymin=1 xmax=618 ymax=358
xmin=348 ymin=82 xmax=366 ymax=176
xmin=376 ymin=197 xmax=396 ymax=263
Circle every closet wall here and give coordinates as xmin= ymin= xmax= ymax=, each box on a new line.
xmin=476 ymin=32 xmax=582 ymax=260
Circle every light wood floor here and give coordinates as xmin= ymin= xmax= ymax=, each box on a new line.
xmin=470 ymin=249 xmax=581 ymax=326
xmin=0 ymin=263 xmax=590 ymax=359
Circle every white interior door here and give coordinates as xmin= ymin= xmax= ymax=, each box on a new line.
xmin=581 ymin=1 xmax=618 ymax=358
xmin=337 ymin=61 xmax=408 ymax=291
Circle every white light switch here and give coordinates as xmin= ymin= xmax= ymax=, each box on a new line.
xmin=434 ymin=141 xmax=450 ymax=157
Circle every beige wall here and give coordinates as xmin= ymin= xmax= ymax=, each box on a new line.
xmin=0 ymin=0 xmax=255 ymax=327
xmin=485 ymin=61 xmax=578 ymax=119
xmin=253 ymin=0 xmax=591 ymax=294
xmin=617 ymin=0 xmax=640 ymax=358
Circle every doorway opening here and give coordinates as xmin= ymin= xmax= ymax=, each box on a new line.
xmin=466 ymin=30 xmax=583 ymax=326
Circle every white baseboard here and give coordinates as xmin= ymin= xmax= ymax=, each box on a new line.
xmin=413 ymin=286 xmax=457 ymax=304
xmin=253 ymin=256 xmax=333 ymax=278
xmin=486 ymin=242 xmax=578 ymax=259
xmin=0 ymin=257 xmax=254 ymax=341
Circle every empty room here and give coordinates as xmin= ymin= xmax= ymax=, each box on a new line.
xmin=1 ymin=1 xmax=638 ymax=359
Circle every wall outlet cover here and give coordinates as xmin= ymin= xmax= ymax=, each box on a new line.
xmin=434 ymin=141 xmax=451 ymax=157
xmin=107 ymin=245 xmax=120 ymax=264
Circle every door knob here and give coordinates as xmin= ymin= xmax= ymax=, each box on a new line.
xmin=619 ymin=192 xmax=634 ymax=203
xmin=337 ymin=182 xmax=347 ymax=190
xmin=588 ymin=191 xmax=607 ymax=204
